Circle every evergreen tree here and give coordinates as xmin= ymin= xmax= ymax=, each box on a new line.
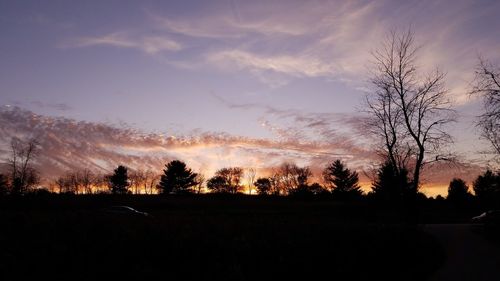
xmin=447 ymin=178 xmax=471 ymax=203
xmin=158 ymin=160 xmax=198 ymax=194
xmin=323 ymin=160 xmax=361 ymax=196
xmin=371 ymin=161 xmax=411 ymax=201
xmin=473 ymin=170 xmax=500 ymax=202
xmin=108 ymin=165 xmax=129 ymax=194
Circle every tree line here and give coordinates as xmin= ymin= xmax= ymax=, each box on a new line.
xmin=2 ymin=149 xmax=500 ymax=208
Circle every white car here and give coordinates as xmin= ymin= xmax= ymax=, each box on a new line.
xmin=472 ymin=210 xmax=500 ymax=224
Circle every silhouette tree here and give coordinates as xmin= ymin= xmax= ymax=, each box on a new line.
xmin=92 ymin=173 xmax=108 ymax=194
xmin=69 ymin=171 xmax=82 ymax=194
xmin=473 ymin=170 xmax=500 ymax=203
xmin=141 ymin=170 xmax=159 ymax=195
xmin=309 ymin=183 xmax=328 ymax=195
xmin=55 ymin=174 xmax=73 ymax=194
xmin=470 ymin=57 xmax=500 ymax=157
xmin=54 ymin=170 xmax=97 ymax=194
xmin=79 ymin=169 xmax=94 ymax=194
xmin=435 ymin=195 xmax=445 ymax=201
xmin=0 ymin=174 xmax=8 ymax=196
xmin=371 ymin=161 xmax=411 ymax=201
xmin=366 ymin=29 xmax=456 ymax=194
xmin=206 ymin=175 xmax=229 ymax=193
xmin=271 ymin=163 xmax=312 ymax=195
xmin=246 ymin=168 xmax=257 ymax=195
xmin=194 ymin=173 xmax=205 ymax=194
xmin=129 ymin=170 xmax=142 ymax=194
xmin=323 ymin=160 xmax=361 ymax=197
xmin=206 ymin=167 xmax=243 ymax=194
xmin=158 ymin=160 xmax=198 ymax=194
xmin=129 ymin=169 xmax=159 ymax=195
xmin=447 ymin=178 xmax=472 ymax=203
xmin=108 ymin=165 xmax=130 ymax=194
xmin=290 ymin=182 xmax=328 ymax=197
xmin=254 ymin=177 xmax=272 ymax=195
xmin=8 ymin=137 xmax=40 ymax=194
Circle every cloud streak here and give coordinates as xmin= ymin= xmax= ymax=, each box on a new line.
xmin=0 ymin=106 xmax=371 ymax=178
xmin=64 ymin=32 xmax=182 ymax=54
xmin=207 ymin=50 xmax=338 ymax=78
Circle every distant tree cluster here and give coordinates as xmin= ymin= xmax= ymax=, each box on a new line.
xmin=251 ymin=160 xmax=360 ymax=199
xmin=207 ymin=167 xmax=243 ymax=194
xmin=55 ymin=169 xmax=96 ymax=194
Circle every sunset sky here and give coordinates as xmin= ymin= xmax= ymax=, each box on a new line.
xmin=1 ymin=0 xmax=499 ymax=196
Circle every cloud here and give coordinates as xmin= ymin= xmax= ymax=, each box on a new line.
xmin=58 ymin=1 xmax=500 ymax=91
xmin=5 ymin=100 xmax=73 ymax=112
xmin=0 ymin=106 xmax=372 ymax=179
xmin=142 ymin=3 xmax=380 ymax=86
xmin=64 ymin=32 xmax=182 ymax=54
xmin=207 ymin=50 xmax=338 ymax=78
xmin=149 ymin=11 xmax=307 ymax=39
xmin=213 ymin=94 xmax=369 ymax=143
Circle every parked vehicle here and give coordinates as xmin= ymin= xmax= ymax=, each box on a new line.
xmin=104 ymin=205 xmax=149 ymax=217
xmin=472 ymin=210 xmax=500 ymax=225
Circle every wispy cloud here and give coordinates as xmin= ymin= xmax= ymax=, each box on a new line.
xmin=207 ymin=50 xmax=338 ymax=78
xmin=11 ymin=100 xmax=73 ymax=111
xmin=0 ymin=106 xmax=377 ymax=183
xmin=213 ymin=94 xmax=368 ymax=143
xmin=149 ymin=11 xmax=307 ymax=38
xmin=60 ymin=1 xmax=500 ymax=92
xmin=64 ymin=32 xmax=182 ymax=54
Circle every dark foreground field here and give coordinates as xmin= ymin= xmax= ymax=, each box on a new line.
xmin=0 ymin=195 xmax=450 ymax=280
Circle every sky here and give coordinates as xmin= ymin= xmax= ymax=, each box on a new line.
xmin=1 ymin=0 xmax=499 ymax=196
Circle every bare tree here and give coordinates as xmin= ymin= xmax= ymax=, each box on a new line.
xmin=207 ymin=167 xmax=244 ymax=194
xmin=194 ymin=173 xmax=205 ymax=194
xmin=132 ymin=169 xmax=160 ymax=194
xmin=80 ymin=169 xmax=94 ymax=194
xmin=55 ymin=175 xmax=70 ymax=194
xmin=55 ymin=171 xmax=81 ymax=194
xmin=8 ymin=137 xmax=40 ymax=194
xmin=144 ymin=170 xmax=160 ymax=194
xmin=92 ymin=173 xmax=108 ymax=194
xmin=69 ymin=172 xmax=81 ymax=194
xmin=365 ymin=82 xmax=412 ymax=177
xmin=246 ymin=168 xmax=256 ymax=195
xmin=470 ymin=57 xmax=500 ymax=157
xmin=129 ymin=169 xmax=143 ymax=194
xmin=271 ymin=163 xmax=312 ymax=195
xmin=367 ymin=29 xmax=456 ymax=193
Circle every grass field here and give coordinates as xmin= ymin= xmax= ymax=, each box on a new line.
xmin=0 ymin=195 xmax=448 ymax=280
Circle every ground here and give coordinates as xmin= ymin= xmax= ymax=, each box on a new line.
xmin=425 ymin=224 xmax=500 ymax=281
xmin=1 ymin=194 xmax=486 ymax=280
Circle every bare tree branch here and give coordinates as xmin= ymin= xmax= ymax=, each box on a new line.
xmin=366 ymin=28 xmax=456 ymax=192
